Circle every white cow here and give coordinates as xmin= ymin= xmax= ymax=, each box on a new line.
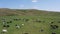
xmin=2 ymin=29 xmax=7 ymax=33
xmin=16 ymin=25 xmax=20 ymax=29
xmin=22 ymin=24 xmax=24 ymax=26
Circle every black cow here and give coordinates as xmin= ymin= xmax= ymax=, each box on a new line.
xmin=52 ymin=32 xmax=56 ymax=34
xmin=39 ymin=29 xmax=44 ymax=32
xmin=3 ymin=24 xmax=10 ymax=28
xmin=50 ymin=25 xmax=58 ymax=29
xmin=23 ymin=18 xmax=29 ymax=22
xmin=24 ymin=33 xmax=28 ymax=34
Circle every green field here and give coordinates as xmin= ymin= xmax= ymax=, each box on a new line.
xmin=0 ymin=9 xmax=60 ymax=34
xmin=0 ymin=16 xmax=60 ymax=34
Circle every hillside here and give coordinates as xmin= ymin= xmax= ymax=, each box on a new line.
xmin=0 ymin=8 xmax=60 ymax=16
xmin=0 ymin=8 xmax=60 ymax=34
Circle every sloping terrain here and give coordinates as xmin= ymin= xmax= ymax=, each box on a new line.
xmin=0 ymin=8 xmax=60 ymax=16
xmin=0 ymin=8 xmax=60 ymax=34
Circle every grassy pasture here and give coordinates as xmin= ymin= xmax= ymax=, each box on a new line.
xmin=0 ymin=15 xmax=60 ymax=34
xmin=0 ymin=9 xmax=60 ymax=34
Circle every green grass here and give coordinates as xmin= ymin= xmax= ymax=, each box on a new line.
xmin=0 ymin=9 xmax=60 ymax=34
xmin=0 ymin=15 xmax=60 ymax=34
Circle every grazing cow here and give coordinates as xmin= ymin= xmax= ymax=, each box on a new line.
xmin=39 ymin=29 xmax=44 ymax=32
xmin=35 ymin=20 xmax=41 ymax=23
xmin=7 ymin=21 xmax=12 ymax=24
xmin=3 ymin=25 xmax=6 ymax=27
xmin=22 ymin=24 xmax=24 ymax=26
xmin=2 ymin=19 xmax=6 ymax=22
xmin=49 ymin=22 xmax=54 ymax=24
xmin=18 ymin=18 xmax=21 ymax=20
xmin=3 ymin=24 xmax=10 ymax=28
xmin=24 ymin=33 xmax=28 ymax=34
xmin=2 ymin=19 xmax=6 ymax=25
xmin=40 ymin=29 xmax=44 ymax=32
xmin=2 ymin=29 xmax=7 ymax=33
xmin=52 ymin=32 xmax=56 ymax=34
xmin=50 ymin=25 xmax=58 ymax=29
xmin=14 ymin=19 xmax=17 ymax=21
xmin=2 ymin=19 xmax=6 ymax=21
xmin=9 ymin=21 xmax=12 ymax=23
xmin=13 ymin=18 xmax=21 ymax=21
xmin=6 ymin=24 xmax=10 ymax=28
xmin=2 ymin=22 xmax=6 ymax=25
xmin=7 ymin=22 xmax=10 ymax=24
xmin=23 ymin=18 xmax=29 ymax=22
xmin=58 ymin=21 xmax=60 ymax=23
xmin=25 ymin=19 xmax=29 ymax=22
xmin=15 ymin=24 xmax=20 ymax=29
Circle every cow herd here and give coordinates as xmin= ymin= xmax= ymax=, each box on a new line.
xmin=0 ymin=18 xmax=60 ymax=34
xmin=1 ymin=18 xmax=29 ymax=34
